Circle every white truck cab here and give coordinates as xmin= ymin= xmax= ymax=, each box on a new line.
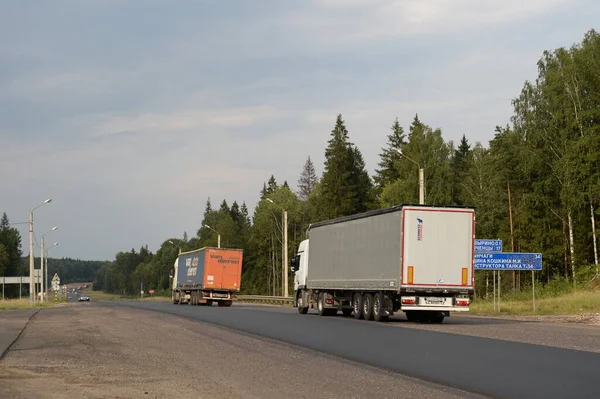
xmin=291 ymin=239 xmax=309 ymax=291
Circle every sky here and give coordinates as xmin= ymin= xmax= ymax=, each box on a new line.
xmin=1 ymin=0 xmax=598 ymax=261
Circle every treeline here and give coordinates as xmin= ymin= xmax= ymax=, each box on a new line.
xmin=0 ymin=213 xmax=23 ymax=297
xmin=20 ymin=257 xmax=107 ymax=284
xmin=1 ymin=211 xmax=107 ymax=298
xmin=95 ymin=30 xmax=600 ymax=297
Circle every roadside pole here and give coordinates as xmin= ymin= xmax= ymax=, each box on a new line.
xmin=532 ymin=271 xmax=536 ymax=314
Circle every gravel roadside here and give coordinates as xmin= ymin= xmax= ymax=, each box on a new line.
xmin=385 ymin=314 xmax=600 ymax=353
xmin=0 ymin=308 xmax=39 ymax=359
xmin=0 ymin=304 xmax=485 ymax=399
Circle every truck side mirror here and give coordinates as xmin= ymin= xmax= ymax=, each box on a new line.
xmin=290 ymin=256 xmax=297 ymax=272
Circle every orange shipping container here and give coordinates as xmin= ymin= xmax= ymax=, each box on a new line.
xmin=202 ymin=248 xmax=243 ymax=292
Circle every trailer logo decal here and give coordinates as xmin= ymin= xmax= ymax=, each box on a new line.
xmin=210 ymin=254 xmax=240 ymax=264
xmin=416 ymin=218 xmax=424 ymax=241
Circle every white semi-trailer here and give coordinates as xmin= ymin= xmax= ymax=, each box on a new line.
xmin=290 ymin=205 xmax=475 ymax=323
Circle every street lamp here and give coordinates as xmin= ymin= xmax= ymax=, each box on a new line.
xmin=29 ymin=198 xmax=52 ymax=304
xmin=204 ymin=225 xmax=221 ymax=248
xmin=266 ymin=198 xmax=288 ymax=297
xmin=397 ymin=150 xmax=425 ymax=205
xmin=45 ymin=242 xmax=58 ymax=297
xmin=40 ymin=226 xmax=58 ymax=303
xmin=168 ymin=240 xmax=182 ymax=254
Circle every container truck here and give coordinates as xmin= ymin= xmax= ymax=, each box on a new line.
xmin=290 ymin=204 xmax=475 ymax=323
xmin=171 ymin=247 xmax=243 ymax=307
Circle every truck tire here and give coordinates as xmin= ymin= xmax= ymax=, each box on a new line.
xmin=373 ymin=293 xmax=388 ymax=322
xmin=363 ymin=293 xmax=374 ymax=320
xmin=218 ymin=300 xmax=233 ymax=307
xmin=317 ymin=292 xmax=328 ymax=316
xmin=405 ymin=311 xmax=419 ymax=321
xmin=297 ymin=291 xmax=309 ymax=314
xmin=353 ymin=293 xmax=364 ymax=319
xmin=426 ymin=312 xmax=445 ymax=324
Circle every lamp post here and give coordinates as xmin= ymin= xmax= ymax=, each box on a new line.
xmin=266 ymin=198 xmax=288 ymax=297
xmin=168 ymin=240 xmax=182 ymax=254
xmin=204 ymin=225 xmax=220 ymax=248
xmin=45 ymin=242 xmax=58 ymax=297
xmin=40 ymin=227 xmax=58 ymax=303
xmin=397 ymin=150 xmax=424 ymax=205
xmin=29 ymin=198 xmax=52 ymax=304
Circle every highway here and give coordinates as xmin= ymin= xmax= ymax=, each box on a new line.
xmin=102 ymin=301 xmax=600 ymax=399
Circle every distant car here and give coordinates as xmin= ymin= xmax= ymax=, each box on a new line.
xmin=78 ymin=295 xmax=90 ymax=302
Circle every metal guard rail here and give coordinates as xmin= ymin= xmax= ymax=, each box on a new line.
xmin=236 ymin=295 xmax=293 ymax=304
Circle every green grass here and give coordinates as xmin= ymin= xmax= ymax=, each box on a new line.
xmin=0 ymin=298 xmax=66 ymax=311
xmin=471 ymin=289 xmax=599 ymax=315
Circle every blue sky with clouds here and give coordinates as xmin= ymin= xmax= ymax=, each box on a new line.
xmin=1 ymin=0 xmax=598 ymax=261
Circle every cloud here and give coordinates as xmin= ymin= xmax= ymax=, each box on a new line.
xmin=1 ymin=0 xmax=597 ymax=260
xmin=284 ymin=0 xmax=571 ymax=47
xmin=84 ymin=105 xmax=283 ymax=139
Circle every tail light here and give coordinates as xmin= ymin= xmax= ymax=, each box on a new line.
xmin=456 ymin=299 xmax=469 ymax=306
xmin=401 ymin=297 xmax=416 ymax=305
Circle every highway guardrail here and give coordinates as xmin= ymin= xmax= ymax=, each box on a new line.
xmin=236 ymin=295 xmax=293 ymax=305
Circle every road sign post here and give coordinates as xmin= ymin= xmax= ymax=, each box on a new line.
xmin=475 ymin=240 xmax=503 ymax=312
xmin=475 ymin=239 xmax=503 ymax=252
xmin=474 ymin=252 xmax=542 ymax=271
xmin=475 ymin=252 xmax=542 ymax=313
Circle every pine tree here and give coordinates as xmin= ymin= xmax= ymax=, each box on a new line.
xmin=219 ymin=199 xmax=230 ymax=213
xmin=283 ymin=181 xmax=289 ymax=189
xmin=203 ymin=198 xmax=212 ymax=218
xmin=260 ymin=183 xmax=268 ymax=199
xmin=297 ymin=156 xmax=318 ymax=201
xmin=451 ymin=134 xmax=472 ymax=205
xmin=267 ymin=175 xmax=278 ymax=195
xmin=319 ymin=114 xmax=372 ymax=219
xmin=230 ymin=201 xmax=241 ymax=223
xmin=0 ymin=212 xmax=22 ymax=280
xmin=351 ymin=146 xmax=375 ymax=212
xmin=183 ymin=231 xmax=188 ymax=242
xmin=240 ymin=202 xmax=251 ymax=226
xmin=374 ymin=118 xmax=406 ymax=189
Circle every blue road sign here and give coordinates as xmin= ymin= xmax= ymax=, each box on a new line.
xmin=475 ymin=239 xmax=503 ymax=252
xmin=474 ymin=252 xmax=542 ymax=271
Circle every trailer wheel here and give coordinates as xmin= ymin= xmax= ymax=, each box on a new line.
xmin=425 ymin=312 xmax=445 ymax=324
xmin=373 ymin=293 xmax=388 ymax=322
xmin=405 ymin=311 xmax=417 ymax=321
xmin=218 ymin=300 xmax=233 ymax=307
xmin=363 ymin=293 xmax=374 ymax=320
xmin=353 ymin=293 xmax=364 ymax=319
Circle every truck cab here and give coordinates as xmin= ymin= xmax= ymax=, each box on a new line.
xmin=290 ymin=239 xmax=309 ymax=292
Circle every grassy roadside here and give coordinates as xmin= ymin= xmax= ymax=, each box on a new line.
xmin=0 ymin=298 xmax=67 ymax=311
xmin=470 ymin=290 xmax=599 ymax=316
xmin=84 ymin=290 xmax=170 ymax=302
xmin=81 ymin=285 xmax=598 ymax=317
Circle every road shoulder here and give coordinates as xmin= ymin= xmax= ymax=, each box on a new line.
xmin=0 ymin=308 xmax=39 ymax=359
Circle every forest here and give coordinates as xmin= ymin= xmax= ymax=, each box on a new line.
xmin=4 ymin=31 xmax=599 ymax=299
xmin=94 ymin=30 xmax=600 ymax=298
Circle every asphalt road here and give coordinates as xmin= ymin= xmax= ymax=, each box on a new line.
xmin=103 ymin=301 xmax=600 ymax=399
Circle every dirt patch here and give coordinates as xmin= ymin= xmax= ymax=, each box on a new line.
xmin=471 ymin=312 xmax=600 ymax=325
